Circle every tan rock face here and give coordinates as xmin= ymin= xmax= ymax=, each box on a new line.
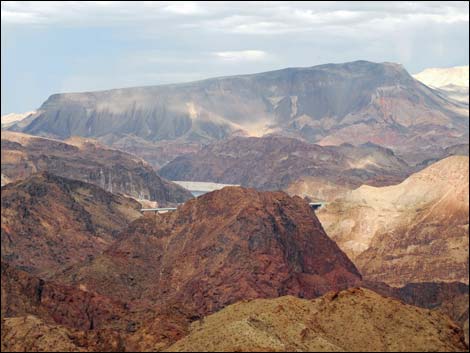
xmin=1 ymin=316 xmax=87 ymax=352
xmin=166 ymin=287 xmax=468 ymax=352
xmin=1 ymin=315 xmax=126 ymax=352
xmin=317 ymin=156 xmax=469 ymax=286
xmin=58 ymin=187 xmax=361 ymax=316
xmin=0 ymin=131 xmax=193 ymax=206
xmin=1 ymin=172 xmax=142 ymax=276
xmin=363 ymin=281 xmax=470 ymax=344
xmin=285 ymin=176 xmax=351 ymax=202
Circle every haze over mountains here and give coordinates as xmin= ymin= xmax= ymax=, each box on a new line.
xmin=1 ymin=59 xmax=469 ymax=352
xmin=0 ymin=111 xmax=36 ymax=128
xmin=7 ymin=61 xmax=469 ymax=166
xmin=413 ymin=66 xmax=469 ymax=104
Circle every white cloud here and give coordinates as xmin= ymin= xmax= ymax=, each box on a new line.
xmin=213 ymin=50 xmax=267 ymax=61
xmin=1 ymin=9 xmax=42 ymax=24
xmin=162 ymin=2 xmax=206 ymax=15
xmin=2 ymin=1 xmax=467 ymax=30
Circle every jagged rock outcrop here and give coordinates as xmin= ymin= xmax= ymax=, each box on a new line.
xmin=1 ymin=261 xmax=189 ymax=352
xmin=3 ymin=261 xmax=468 ymax=351
xmin=10 ymin=61 xmax=468 ymax=166
xmin=0 ymin=262 xmax=131 ymax=331
xmin=1 ymin=173 xmax=142 ymax=275
xmin=166 ymin=287 xmax=468 ymax=352
xmin=1 ymin=131 xmax=193 ymax=205
xmin=58 ymin=187 xmax=361 ymax=317
xmin=317 ymin=156 xmax=469 ymax=286
xmin=160 ymin=136 xmax=412 ymax=190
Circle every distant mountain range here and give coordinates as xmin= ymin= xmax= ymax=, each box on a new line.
xmin=1 ymin=60 xmax=469 ymax=352
xmin=414 ymin=66 xmax=469 ymax=90
xmin=159 ymin=135 xmax=412 ymax=190
xmin=7 ymin=60 xmax=469 ymax=166
xmin=1 ymin=111 xmax=36 ymax=128
xmin=413 ymin=65 xmax=469 ymax=104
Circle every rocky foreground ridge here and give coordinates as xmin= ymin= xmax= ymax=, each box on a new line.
xmin=166 ymin=287 xmax=467 ymax=352
xmin=1 ymin=182 xmax=468 ymax=351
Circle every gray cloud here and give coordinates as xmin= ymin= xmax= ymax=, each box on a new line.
xmin=2 ymin=2 xmax=468 ymax=29
xmin=1 ymin=1 xmax=468 ymax=114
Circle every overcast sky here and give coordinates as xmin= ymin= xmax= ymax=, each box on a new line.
xmin=1 ymin=1 xmax=469 ymax=114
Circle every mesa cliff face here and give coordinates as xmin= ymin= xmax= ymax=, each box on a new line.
xmin=59 ymin=187 xmax=361 ymax=316
xmin=1 ymin=131 xmax=193 ymax=205
xmin=1 ymin=173 xmax=142 ymax=276
xmin=317 ymin=156 xmax=469 ymax=286
xmin=10 ymin=61 xmax=468 ymax=165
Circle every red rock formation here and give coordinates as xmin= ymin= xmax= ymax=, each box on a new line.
xmin=1 ymin=172 xmax=142 ymax=275
xmin=1 ymin=262 xmax=131 ymax=332
xmin=60 ymin=187 xmax=361 ymax=317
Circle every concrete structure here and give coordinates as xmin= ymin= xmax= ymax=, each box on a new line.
xmin=173 ymin=181 xmax=239 ymax=197
xmin=141 ymin=207 xmax=177 ymax=214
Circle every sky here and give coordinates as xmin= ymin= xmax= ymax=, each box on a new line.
xmin=1 ymin=1 xmax=469 ymax=115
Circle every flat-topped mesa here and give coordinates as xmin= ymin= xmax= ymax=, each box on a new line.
xmin=9 ymin=60 xmax=467 ymax=166
xmin=59 ymin=187 xmax=361 ymax=317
